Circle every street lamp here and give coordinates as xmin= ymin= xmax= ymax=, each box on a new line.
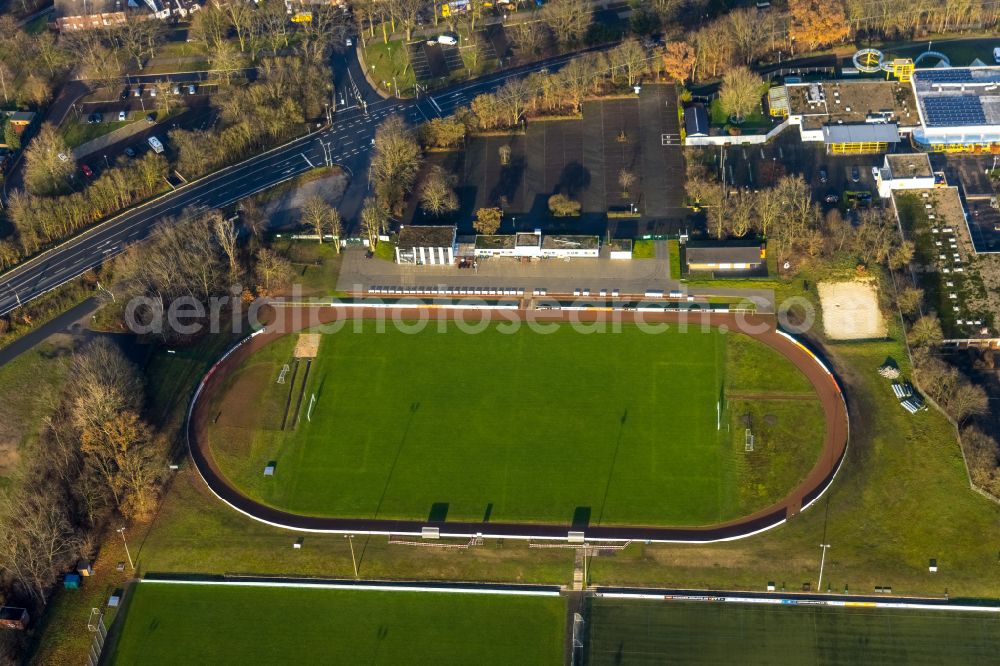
xmin=345 ymin=534 xmax=358 ymax=578
xmin=817 ymin=543 xmax=831 ymax=591
xmin=117 ymin=527 xmax=135 ymax=571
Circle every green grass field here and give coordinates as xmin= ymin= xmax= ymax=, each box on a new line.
xmin=207 ymin=323 xmax=824 ymax=527
xmin=585 ymin=598 xmax=1000 ymax=665
xmin=108 ymin=583 xmax=565 ymax=665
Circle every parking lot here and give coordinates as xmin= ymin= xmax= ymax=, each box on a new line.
xmin=419 ymin=84 xmax=686 ymax=237
xmin=718 ymin=131 xmax=885 ymax=205
xmin=408 ymin=40 xmax=465 ymax=80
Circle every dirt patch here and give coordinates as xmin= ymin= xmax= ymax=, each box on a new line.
xmin=0 ymin=441 xmax=20 ymax=476
xmin=263 ymin=172 xmax=348 ymax=232
xmin=293 ymin=333 xmax=321 ymax=358
xmin=818 ymin=281 xmax=886 ymax=340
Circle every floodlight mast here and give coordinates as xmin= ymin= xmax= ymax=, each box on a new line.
xmin=117 ymin=527 xmax=134 ymax=571
xmin=817 ymin=543 xmax=831 ymax=591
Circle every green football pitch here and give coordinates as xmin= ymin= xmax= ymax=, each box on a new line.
xmin=208 ymin=322 xmax=825 ymax=526
xmin=585 ymin=598 xmax=1000 ymax=664
xmin=107 ymin=583 xmax=565 ymax=665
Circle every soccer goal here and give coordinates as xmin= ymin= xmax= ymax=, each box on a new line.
xmin=745 ymin=428 xmax=755 ymax=452
xmin=277 ymin=363 xmax=290 ymax=384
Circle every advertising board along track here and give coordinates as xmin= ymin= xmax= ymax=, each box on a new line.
xmin=186 ymin=301 xmax=849 ymax=543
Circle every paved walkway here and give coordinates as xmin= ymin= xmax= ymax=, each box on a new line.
xmin=0 ymin=297 xmax=98 ymax=368
xmin=72 ymin=120 xmax=152 ymax=160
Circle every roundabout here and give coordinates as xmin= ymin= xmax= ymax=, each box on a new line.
xmin=186 ymin=304 xmax=849 ymax=543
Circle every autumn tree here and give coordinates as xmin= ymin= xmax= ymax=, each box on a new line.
xmin=896 ymin=286 xmax=924 ymax=317
xmin=473 ymin=207 xmax=502 ymax=235
xmin=661 ymin=41 xmax=696 ymax=83
xmin=719 ymin=66 xmax=763 ymax=123
xmin=789 ymin=0 xmax=851 ymax=51
xmin=909 ymin=313 xmax=943 ymax=349
xmin=548 ymin=194 xmax=581 ymax=216
xmin=419 ymin=166 xmax=459 ymax=217
xmin=418 ymin=116 xmax=467 ymax=149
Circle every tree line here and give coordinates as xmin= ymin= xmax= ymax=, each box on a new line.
xmin=1 ymin=147 xmax=168 ymax=267
xmin=0 ymin=339 xmax=164 ymax=617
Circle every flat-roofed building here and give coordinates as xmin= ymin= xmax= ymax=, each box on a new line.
xmin=910 ymin=67 xmax=1000 ymax=152
xmin=784 ymin=79 xmax=919 ymax=152
xmin=394 ymin=225 xmax=457 ymax=265
xmin=540 ymin=234 xmax=600 ymax=258
xmin=686 ymin=243 xmax=765 ymax=272
xmin=875 ymin=153 xmax=938 ymax=198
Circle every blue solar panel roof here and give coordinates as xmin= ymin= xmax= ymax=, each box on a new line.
xmin=915 ymin=69 xmax=975 ymax=83
xmin=923 ymin=95 xmax=987 ymax=127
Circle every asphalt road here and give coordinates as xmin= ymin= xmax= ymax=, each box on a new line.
xmin=0 ymin=45 xmax=610 ymax=318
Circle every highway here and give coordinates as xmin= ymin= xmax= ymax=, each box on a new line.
xmin=0 ymin=46 xmax=599 ymax=318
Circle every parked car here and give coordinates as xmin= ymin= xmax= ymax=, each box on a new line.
xmin=145 ymin=112 xmax=156 ymax=124
xmin=437 ymin=33 xmax=458 ymax=45
xmin=149 ymin=86 xmax=157 ymax=97
xmin=147 ymin=136 xmax=164 ymax=154
xmin=57 ymin=152 xmax=69 ymax=162
xmin=824 ymin=192 xmax=839 ymax=204
xmin=120 ymin=87 xmax=129 ymax=100
xmin=81 ymin=164 xmax=93 ymax=177
xmin=133 ymin=85 xmax=143 ymax=97
xmin=124 ymin=146 xmax=137 ymax=158
xmin=345 ymin=37 xmax=353 ymax=47
xmin=172 ymin=84 xmax=181 ymax=95
xmin=87 ymin=113 xmax=102 ymax=124
xmin=187 ymin=84 xmax=196 ymax=95
xmin=994 ymin=46 xmax=1000 ymax=64
xmin=819 ymin=167 xmax=828 ymax=184
xmin=118 ymin=110 xmax=127 ymax=121
xmin=851 ymin=165 xmax=860 ymax=182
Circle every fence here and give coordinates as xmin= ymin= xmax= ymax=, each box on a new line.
xmin=85 ymin=611 xmax=108 ymax=666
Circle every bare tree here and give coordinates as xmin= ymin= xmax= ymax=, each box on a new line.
xmin=254 ymin=247 xmax=293 ymax=292
xmin=212 ymin=212 xmax=241 ymax=276
xmin=361 ymin=197 xmax=388 ymax=249
xmin=370 ymin=115 xmax=422 ymax=214
xmin=22 ymin=123 xmax=74 ymax=195
xmin=419 ymin=165 xmax=459 ymax=216
xmin=301 ymin=195 xmax=335 ymax=243
xmin=618 ymin=168 xmax=636 ymax=197
xmin=541 ymin=0 xmax=592 ymax=46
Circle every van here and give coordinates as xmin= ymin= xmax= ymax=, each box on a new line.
xmin=147 ymin=136 xmax=164 ymax=154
